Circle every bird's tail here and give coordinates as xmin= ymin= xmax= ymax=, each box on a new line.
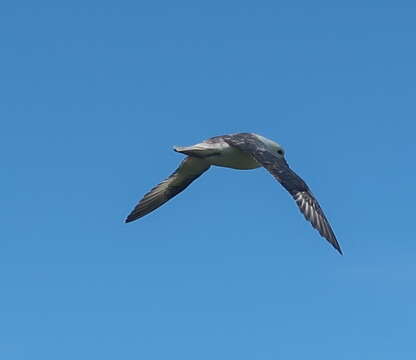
xmin=173 ymin=145 xmax=219 ymax=158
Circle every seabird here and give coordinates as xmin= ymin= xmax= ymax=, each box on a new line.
xmin=125 ymin=133 xmax=342 ymax=254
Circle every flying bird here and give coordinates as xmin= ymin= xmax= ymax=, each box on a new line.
xmin=125 ymin=133 xmax=342 ymax=254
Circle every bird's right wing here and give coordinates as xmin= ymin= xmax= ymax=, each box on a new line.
xmin=125 ymin=157 xmax=210 ymax=223
xmin=223 ymin=133 xmax=342 ymax=254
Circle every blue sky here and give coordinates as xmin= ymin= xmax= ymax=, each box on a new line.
xmin=2 ymin=1 xmax=416 ymax=359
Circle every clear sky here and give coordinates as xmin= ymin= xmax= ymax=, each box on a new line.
xmin=2 ymin=1 xmax=416 ymax=359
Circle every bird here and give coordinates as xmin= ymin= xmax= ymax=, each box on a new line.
xmin=125 ymin=133 xmax=342 ymax=254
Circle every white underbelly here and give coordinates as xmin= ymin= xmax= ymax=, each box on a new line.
xmin=206 ymin=146 xmax=261 ymax=170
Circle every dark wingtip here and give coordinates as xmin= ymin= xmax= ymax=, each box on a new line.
xmin=333 ymin=243 xmax=343 ymax=255
xmin=124 ymin=214 xmax=136 ymax=223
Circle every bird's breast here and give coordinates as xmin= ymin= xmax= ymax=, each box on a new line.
xmin=206 ymin=146 xmax=261 ymax=170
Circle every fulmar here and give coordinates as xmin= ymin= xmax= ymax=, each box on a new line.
xmin=125 ymin=133 xmax=342 ymax=254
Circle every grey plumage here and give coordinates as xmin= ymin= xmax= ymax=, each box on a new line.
xmin=125 ymin=132 xmax=341 ymax=254
xmin=125 ymin=157 xmax=210 ymax=223
xmin=222 ymin=133 xmax=341 ymax=254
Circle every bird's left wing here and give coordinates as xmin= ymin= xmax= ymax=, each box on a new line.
xmin=125 ymin=157 xmax=210 ymax=223
xmin=223 ymin=133 xmax=342 ymax=254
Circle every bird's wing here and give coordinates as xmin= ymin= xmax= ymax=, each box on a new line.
xmin=223 ymin=133 xmax=342 ymax=254
xmin=125 ymin=157 xmax=210 ymax=223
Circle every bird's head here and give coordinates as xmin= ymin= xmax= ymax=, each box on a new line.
xmin=254 ymin=134 xmax=285 ymax=158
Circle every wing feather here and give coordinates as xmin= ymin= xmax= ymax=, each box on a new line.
xmin=125 ymin=157 xmax=210 ymax=223
xmin=223 ymin=133 xmax=342 ymax=254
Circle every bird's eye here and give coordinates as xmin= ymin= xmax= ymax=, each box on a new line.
xmin=277 ymin=150 xmax=284 ymax=155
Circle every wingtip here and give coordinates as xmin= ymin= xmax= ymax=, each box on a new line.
xmin=124 ymin=215 xmax=134 ymax=223
xmin=334 ymin=244 xmax=343 ymax=255
xmin=125 ymin=211 xmax=144 ymax=223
